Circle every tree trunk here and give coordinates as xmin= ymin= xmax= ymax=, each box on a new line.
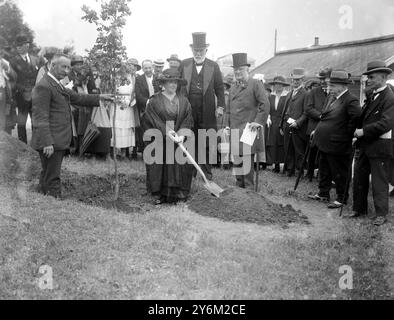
xmin=112 ymin=73 xmax=120 ymax=201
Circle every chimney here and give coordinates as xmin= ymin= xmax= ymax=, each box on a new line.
xmin=314 ymin=37 xmax=320 ymax=46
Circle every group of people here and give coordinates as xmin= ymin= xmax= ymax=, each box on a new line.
xmin=1 ymin=32 xmax=393 ymax=225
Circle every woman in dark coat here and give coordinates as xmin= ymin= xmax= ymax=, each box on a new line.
xmin=265 ymin=76 xmax=290 ymax=173
xmin=141 ymin=69 xmax=194 ymax=204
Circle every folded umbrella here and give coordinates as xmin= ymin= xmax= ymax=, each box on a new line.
xmin=79 ymin=121 xmax=101 ymax=157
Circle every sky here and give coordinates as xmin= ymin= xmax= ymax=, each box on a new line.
xmin=14 ymin=0 xmax=394 ymax=67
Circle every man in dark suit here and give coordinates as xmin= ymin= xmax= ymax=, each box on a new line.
xmin=10 ymin=35 xmax=41 ymax=144
xmin=32 ymin=54 xmax=112 ymax=198
xmin=223 ymin=53 xmax=270 ymax=188
xmin=266 ymin=76 xmax=290 ymax=173
xmin=349 ymin=61 xmax=394 ymax=226
xmin=280 ymin=68 xmax=308 ymax=177
xmin=309 ymin=70 xmax=361 ymax=209
xmin=304 ymin=68 xmax=331 ymax=180
xmin=179 ymin=32 xmax=225 ymax=180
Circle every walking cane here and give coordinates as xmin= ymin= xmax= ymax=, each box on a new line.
xmin=255 ymin=127 xmax=261 ymax=192
xmin=339 ymin=143 xmax=357 ymax=217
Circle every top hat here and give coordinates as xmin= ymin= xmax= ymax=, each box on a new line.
xmin=157 ymin=68 xmax=187 ymax=86
xmin=71 ymin=55 xmax=84 ymax=66
xmin=190 ymin=32 xmax=209 ymax=49
xmin=15 ymin=35 xmax=30 ymax=46
xmin=231 ymin=53 xmax=250 ymax=68
xmin=268 ymin=75 xmax=290 ymax=86
xmin=290 ymin=68 xmax=305 ymax=79
xmin=363 ymin=60 xmax=392 ymax=75
xmin=167 ymin=54 xmax=181 ymax=63
xmin=328 ymin=70 xmax=352 ymax=84
xmin=128 ymin=58 xmax=141 ymax=71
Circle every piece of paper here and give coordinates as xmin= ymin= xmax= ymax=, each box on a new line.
xmin=240 ymin=123 xmax=257 ymax=146
xmin=287 ymin=118 xmax=296 ymax=125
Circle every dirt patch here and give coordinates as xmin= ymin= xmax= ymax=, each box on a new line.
xmin=188 ymin=187 xmax=310 ymax=228
xmin=61 ymin=170 xmax=155 ymax=214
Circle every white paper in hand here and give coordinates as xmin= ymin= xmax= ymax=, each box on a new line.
xmin=287 ymin=117 xmax=296 ymax=125
xmin=240 ymin=123 xmax=257 ymax=146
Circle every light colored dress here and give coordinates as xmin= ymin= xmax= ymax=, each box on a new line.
xmin=110 ymin=78 xmax=137 ymax=148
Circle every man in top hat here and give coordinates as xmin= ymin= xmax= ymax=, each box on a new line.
xmin=266 ymin=76 xmax=290 ymax=173
xmin=309 ymin=70 xmax=361 ymax=209
xmin=223 ymin=53 xmax=270 ymax=188
xmin=167 ymin=54 xmax=182 ymax=70
xmin=350 ymin=61 xmax=394 ymax=226
xmin=10 ymin=34 xmax=41 ymax=144
xmin=179 ymin=32 xmax=225 ymax=180
xmin=279 ymin=68 xmax=308 ymax=177
xmin=304 ymin=67 xmax=332 ymax=180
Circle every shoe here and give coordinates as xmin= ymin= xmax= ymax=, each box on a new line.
xmin=373 ymin=216 xmax=387 ymax=226
xmin=343 ymin=211 xmax=366 ymax=218
xmin=308 ymin=194 xmax=330 ymax=202
xmin=327 ymin=201 xmax=344 ymax=209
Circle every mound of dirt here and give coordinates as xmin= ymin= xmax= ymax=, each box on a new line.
xmin=61 ymin=170 xmax=155 ymax=213
xmin=0 ymin=132 xmax=40 ymax=184
xmin=188 ymin=187 xmax=310 ymax=228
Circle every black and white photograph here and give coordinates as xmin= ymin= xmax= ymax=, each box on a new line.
xmin=0 ymin=0 xmax=394 ymax=304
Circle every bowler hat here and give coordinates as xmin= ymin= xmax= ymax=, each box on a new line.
xmin=128 ymin=58 xmax=141 ymax=71
xmin=316 ymin=67 xmax=332 ymax=79
xmin=157 ymin=68 xmax=187 ymax=86
xmin=290 ymin=68 xmax=305 ymax=79
xmin=268 ymin=75 xmax=290 ymax=86
xmin=190 ymin=32 xmax=209 ymax=49
xmin=231 ymin=53 xmax=250 ymax=68
xmin=15 ymin=35 xmax=30 ymax=46
xmin=363 ymin=60 xmax=392 ymax=75
xmin=328 ymin=70 xmax=352 ymax=85
xmin=167 ymin=54 xmax=181 ymax=63
xmin=71 ymin=55 xmax=84 ymax=66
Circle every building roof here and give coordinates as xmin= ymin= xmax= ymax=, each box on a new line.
xmin=251 ymin=34 xmax=394 ymax=80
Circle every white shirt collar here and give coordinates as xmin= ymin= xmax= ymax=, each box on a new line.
xmin=48 ymin=72 xmax=63 ymax=87
xmin=336 ymin=88 xmax=348 ymax=100
xmin=373 ymin=85 xmax=387 ymax=94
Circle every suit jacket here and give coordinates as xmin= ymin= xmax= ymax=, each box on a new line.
xmin=135 ymin=74 xmax=160 ymax=113
xmin=224 ymin=78 xmax=270 ymax=155
xmin=305 ymin=86 xmax=327 ymax=135
xmin=280 ymin=87 xmax=308 ymax=137
xmin=10 ymin=54 xmax=41 ymax=95
xmin=313 ymin=91 xmax=361 ymax=155
xmin=357 ymin=86 xmax=394 ymax=158
xmin=179 ymin=58 xmax=225 ymax=130
xmin=31 ymin=73 xmax=100 ymax=151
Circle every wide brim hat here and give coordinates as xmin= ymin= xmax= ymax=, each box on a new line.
xmin=290 ymin=68 xmax=305 ymax=79
xmin=268 ymin=75 xmax=290 ymax=86
xmin=316 ymin=67 xmax=332 ymax=79
xmin=363 ymin=60 xmax=392 ymax=75
xmin=128 ymin=58 xmax=141 ymax=71
xmin=328 ymin=70 xmax=352 ymax=84
xmin=190 ymin=32 xmax=210 ymax=49
xmin=158 ymin=69 xmax=187 ymax=86
xmin=231 ymin=53 xmax=250 ymax=68
xmin=167 ymin=54 xmax=181 ymax=63
xmin=15 ymin=35 xmax=30 ymax=46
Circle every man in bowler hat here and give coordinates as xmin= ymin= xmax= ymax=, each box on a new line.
xmin=349 ymin=61 xmax=394 ymax=226
xmin=223 ymin=53 xmax=270 ymax=188
xmin=179 ymin=32 xmax=225 ymax=180
xmin=10 ymin=35 xmax=41 ymax=144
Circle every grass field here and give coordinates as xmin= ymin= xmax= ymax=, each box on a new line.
xmin=0 ymin=152 xmax=393 ymax=300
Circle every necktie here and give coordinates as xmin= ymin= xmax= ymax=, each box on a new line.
xmin=195 ymin=62 xmax=204 ymax=67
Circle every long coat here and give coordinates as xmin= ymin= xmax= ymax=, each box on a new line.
xmin=135 ymin=74 xmax=160 ymax=114
xmin=280 ymin=87 xmax=308 ymax=138
xmin=224 ymin=78 xmax=270 ymax=155
xmin=357 ymin=86 xmax=394 ymax=159
xmin=179 ymin=58 xmax=225 ymax=130
xmin=31 ymin=74 xmax=100 ymax=151
xmin=265 ymin=93 xmax=286 ymax=163
xmin=305 ymin=86 xmax=327 ymax=135
xmin=313 ymin=91 xmax=361 ymax=155
xmin=141 ymin=93 xmax=194 ymax=197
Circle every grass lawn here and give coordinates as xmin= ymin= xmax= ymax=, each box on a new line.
xmin=0 ymin=154 xmax=393 ymax=300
